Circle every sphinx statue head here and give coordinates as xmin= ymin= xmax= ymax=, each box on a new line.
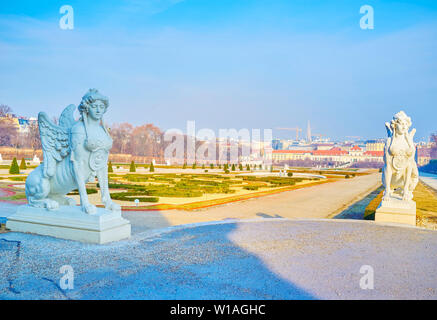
xmin=389 ymin=111 xmax=412 ymax=137
xmin=78 ymin=88 xmax=109 ymax=121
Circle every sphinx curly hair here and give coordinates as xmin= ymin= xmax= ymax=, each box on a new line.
xmin=78 ymin=88 xmax=109 ymax=117
xmin=390 ymin=111 xmax=411 ymax=132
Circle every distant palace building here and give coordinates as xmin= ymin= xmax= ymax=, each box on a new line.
xmin=365 ymin=139 xmax=385 ymax=152
xmin=271 ymin=141 xmax=433 ymax=168
xmin=417 ymin=144 xmax=432 ymax=166
xmin=270 ymin=145 xmax=384 ymax=166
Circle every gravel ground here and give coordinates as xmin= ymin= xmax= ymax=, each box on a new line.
xmin=420 ymin=176 xmax=437 ymax=191
xmin=1 ymin=219 xmax=436 ymax=300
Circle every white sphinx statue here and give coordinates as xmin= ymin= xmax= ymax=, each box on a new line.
xmin=25 ymin=88 xmax=120 ymax=214
xmin=382 ymin=111 xmax=419 ymax=204
xmin=7 ymin=89 xmax=130 ymax=243
xmin=375 ymin=111 xmax=418 ymax=225
xmin=26 ymin=89 xmax=120 ymax=214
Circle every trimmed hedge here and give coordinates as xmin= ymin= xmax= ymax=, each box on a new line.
xmin=19 ymin=158 xmax=27 ymax=170
xmin=110 ymin=192 xmax=159 ymax=202
xmin=9 ymin=158 xmax=20 ymax=174
xmin=243 ymin=185 xmax=259 ymax=191
xmin=68 ymin=188 xmax=98 ymax=195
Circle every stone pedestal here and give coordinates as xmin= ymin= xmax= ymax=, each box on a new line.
xmin=375 ymin=197 xmax=416 ymax=226
xmin=6 ymin=205 xmax=131 ymax=244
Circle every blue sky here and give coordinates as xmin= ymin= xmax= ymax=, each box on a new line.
xmin=0 ymin=0 xmax=436 ymax=141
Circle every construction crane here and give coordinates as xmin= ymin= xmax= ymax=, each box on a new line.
xmin=276 ymin=127 xmax=302 ymax=141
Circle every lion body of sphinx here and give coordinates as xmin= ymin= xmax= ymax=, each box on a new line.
xmin=25 ymin=155 xmax=79 ymax=209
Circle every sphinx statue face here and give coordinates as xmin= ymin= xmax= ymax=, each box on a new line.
xmin=395 ymin=118 xmax=409 ymax=135
xmin=88 ymin=100 xmax=106 ymax=120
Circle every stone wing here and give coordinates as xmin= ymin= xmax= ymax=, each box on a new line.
xmin=385 ymin=122 xmax=393 ymax=138
xmin=59 ymin=104 xmax=77 ymax=128
xmin=38 ymin=112 xmax=70 ymax=178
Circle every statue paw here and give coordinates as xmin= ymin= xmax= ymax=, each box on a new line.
xmin=66 ymin=197 xmax=77 ymax=206
xmin=46 ymin=199 xmax=59 ymax=210
xmin=105 ymin=201 xmax=121 ymax=212
xmin=82 ymin=203 xmax=97 ymax=214
xmin=402 ymin=192 xmax=413 ymax=201
xmin=382 ymin=190 xmax=392 ymax=201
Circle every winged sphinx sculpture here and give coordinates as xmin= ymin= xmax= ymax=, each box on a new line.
xmin=25 ymin=89 xmax=120 ymax=214
xmin=382 ymin=111 xmax=419 ymax=202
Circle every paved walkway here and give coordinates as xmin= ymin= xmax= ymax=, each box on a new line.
xmin=124 ymin=173 xmax=382 ymax=234
xmin=1 ymin=219 xmax=436 ymax=299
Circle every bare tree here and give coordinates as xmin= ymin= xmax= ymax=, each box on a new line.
xmin=110 ymin=122 xmax=133 ymax=154
xmin=0 ymin=104 xmax=13 ymax=117
xmin=0 ymin=104 xmax=18 ymax=147
xmin=26 ymin=121 xmax=41 ymax=151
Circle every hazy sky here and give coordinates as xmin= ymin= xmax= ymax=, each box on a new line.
xmin=0 ymin=0 xmax=436 ymax=141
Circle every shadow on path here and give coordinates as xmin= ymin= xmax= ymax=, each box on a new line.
xmin=0 ymin=221 xmax=315 ymax=299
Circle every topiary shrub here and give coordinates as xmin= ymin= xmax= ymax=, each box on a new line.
xmin=19 ymin=158 xmax=27 ymax=170
xmin=129 ymin=160 xmax=136 ymax=172
xmin=150 ymin=161 xmax=155 ymax=172
xmin=231 ymin=164 xmax=236 ymax=171
xmin=108 ymin=161 xmax=114 ymax=173
xmin=183 ymin=162 xmax=187 ymax=169
xmin=287 ymin=172 xmax=293 ymax=177
xmin=192 ymin=163 xmax=197 ymax=169
xmin=9 ymin=157 xmax=20 ymax=174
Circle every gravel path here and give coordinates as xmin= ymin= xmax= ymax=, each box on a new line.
xmin=1 ymin=219 xmax=436 ymax=299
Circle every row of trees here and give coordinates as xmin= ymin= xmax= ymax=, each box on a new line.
xmin=110 ymin=123 xmax=165 ymax=159
xmin=0 ymin=105 xmax=166 ymax=159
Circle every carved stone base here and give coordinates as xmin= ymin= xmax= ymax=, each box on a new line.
xmin=6 ymin=205 xmax=131 ymax=244
xmin=375 ymin=197 xmax=416 ymax=226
